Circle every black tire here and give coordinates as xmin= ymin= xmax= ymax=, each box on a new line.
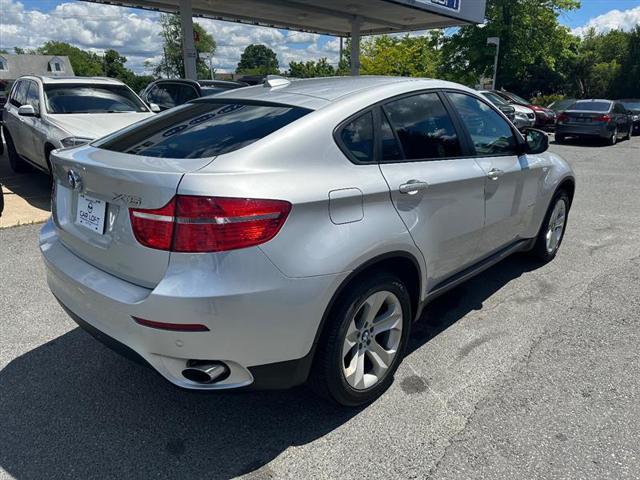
xmin=3 ymin=128 xmax=29 ymax=173
xmin=623 ymin=125 xmax=632 ymax=141
xmin=608 ymin=128 xmax=618 ymax=146
xmin=310 ymin=272 xmax=412 ymax=407
xmin=531 ymin=190 xmax=570 ymax=263
xmin=555 ymin=134 xmax=565 ymax=143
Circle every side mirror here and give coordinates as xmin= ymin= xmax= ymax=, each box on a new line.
xmin=522 ymin=128 xmax=549 ymax=154
xmin=18 ymin=105 xmax=37 ymax=117
xmin=149 ymin=103 xmax=161 ymax=113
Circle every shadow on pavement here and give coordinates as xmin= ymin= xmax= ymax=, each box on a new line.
xmin=0 ymin=146 xmax=51 ymax=212
xmin=550 ymin=136 xmax=632 ymax=148
xmin=0 ymin=254 xmax=542 ymax=479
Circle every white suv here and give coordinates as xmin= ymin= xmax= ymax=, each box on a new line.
xmin=2 ymin=76 xmax=156 ymax=174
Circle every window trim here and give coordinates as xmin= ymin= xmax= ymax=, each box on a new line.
xmin=441 ymin=89 xmax=526 ymax=159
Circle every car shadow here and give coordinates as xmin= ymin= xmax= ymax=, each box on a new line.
xmin=0 ymin=254 xmax=542 ymax=479
xmin=551 ymin=136 xmax=615 ymax=148
xmin=0 ymin=145 xmax=51 ymax=212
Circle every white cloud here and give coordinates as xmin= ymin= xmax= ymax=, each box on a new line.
xmin=0 ymin=0 xmax=341 ymax=74
xmin=572 ymin=6 xmax=640 ymax=36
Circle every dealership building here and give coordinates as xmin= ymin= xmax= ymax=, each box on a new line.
xmin=84 ymin=0 xmax=486 ymax=78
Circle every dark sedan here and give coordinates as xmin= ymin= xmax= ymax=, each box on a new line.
xmin=619 ymin=99 xmax=640 ymax=135
xmin=139 ymin=79 xmax=248 ymax=111
xmin=492 ymin=90 xmax=556 ymax=130
xmin=556 ymin=99 xmax=633 ymax=145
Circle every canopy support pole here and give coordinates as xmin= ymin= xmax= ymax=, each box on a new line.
xmin=180 ymin=0 xmax=197 ymax=80
xmin=350 ymin=16 xmax=362 ymax=76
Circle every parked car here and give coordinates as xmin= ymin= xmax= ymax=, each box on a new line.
xmin=477 ymin=90 xmax=515 ymax=120
xmin=2 ymin=76 xmax=156 ymax=175
xmin=547 ymin=98 xmax=577 ymax=114
xmin=41 ymin=76 xmax=575 ymax=406
xmin=478 ymin=90 xmax=534 ymax=130
xmin=492 ymin=90 xmax=556 ymax=130
xmin=556 ymin=99 xmax=633 ymax=145
xmin=619 ymin=99 xmax=640 ymax=135
xmin=139 ymin=79 xmax=248 ymax=111
xmin=0 ymin=183 xmax=3 ymax=217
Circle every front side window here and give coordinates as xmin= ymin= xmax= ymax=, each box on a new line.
xmin=96 ymin=101 xmax=311 ymax=159
xmin=24 ymin=81 xmax=40 ymax=111
xmin=383 ymin=92 xmax=462 ymax=160
xmin=340 ymin=111 xmax=374 ymax=163
xmin=10 ymin=80 xmax=28 ymax=107
xmin=44 ymin=84 xmax=148 ymax=114
xmin=447 ymin=92 xmax=518 ymax=156
xmin=147 ymin=84 xmax=176 ymax=108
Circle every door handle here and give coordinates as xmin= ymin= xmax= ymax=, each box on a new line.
xmin=487 ymin=168 xmax=504 ymax=181
xmin=399 ymin=180 xmax=429 ymax=194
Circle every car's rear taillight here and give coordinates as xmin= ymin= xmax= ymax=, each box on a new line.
xmin=130 ymin=199 xmax=176 ymax=250
xmin=594 ymin=114 xmax=611 ymax=122
xmin=129 ymin=196 xmax=291 ymax=253
xmin=557 ymin=113 xmax=569 ymax=123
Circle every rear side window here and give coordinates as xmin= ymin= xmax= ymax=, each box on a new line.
xmin=96 ymin=101 xmax=311 ymax=159
xmin=339 ymin=111 xmax=374 ymax=163
xmin=381 ymin=112 xmax=403 ymax=161
xmin=383 ymin=93 xmax=462 ymax=160
xmin=446 ymin=92 xmax=518 ymax=156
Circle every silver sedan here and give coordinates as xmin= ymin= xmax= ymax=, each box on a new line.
xmin=40 ymin=76 xmax=575 ymax=406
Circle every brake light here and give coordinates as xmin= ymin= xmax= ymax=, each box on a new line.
xmin=130 ymin=199 xmax=176 ymax=250
xmin=129 ymin=196 xmax=291 ymax=253
xmin=594 ymin=114 xmax=611 ymax=122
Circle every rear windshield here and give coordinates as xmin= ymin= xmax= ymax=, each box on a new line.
xmin=95 ymin=101 xmax=311 ymax=159
xmin=481 ymin=92 xmax=509 ymax=106
xmin=621 ymin=101 xmax=640 ymax=111
xmin=570 ymin=101 xmax=611 ymax=112
xmin=44 ymin=84 xmax=148 ymax=113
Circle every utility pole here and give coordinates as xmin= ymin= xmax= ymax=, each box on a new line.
xmin=487 ymin=37 xmax=500 ymax=90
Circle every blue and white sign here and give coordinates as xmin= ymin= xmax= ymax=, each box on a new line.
xmin=427 ymin=0 xmax=461 ymax=12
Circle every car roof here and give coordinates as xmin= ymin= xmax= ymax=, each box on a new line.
xmin=210 ymin=76 xmax=472 ymax=110
xmin=18 ymin=75 xmax=126 ymax=86
xmin=573 ymin=99 xmax=611 ymax=103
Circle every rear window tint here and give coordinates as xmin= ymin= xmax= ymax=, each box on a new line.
xmin=571 ymin=101 xmax=611 ymax=112
xmin=96 ymin=101 xmax=311 ymax=159
xmin=340 ymin=111 xmax=375 ymax=163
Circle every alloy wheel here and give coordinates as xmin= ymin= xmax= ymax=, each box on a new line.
xmin=545 ymin=198 xmax=567 ymax=254
xmin=341 ymin=290 xmax=403 ymax=390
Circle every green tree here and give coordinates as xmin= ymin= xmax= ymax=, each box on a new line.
xmin=13 ymin=47 xmax=25 ymax=54
xmin=236 ymin=44 xmax=279 ymax=75
xmin=612 ymin=26 xmax=640 ymax=97
xmin=288 ymin=57 xmax=335 ymax=78
xmin=438 ymin=0 xmax=579 ymax=96
xmin=357 ymin=32 xmax=442 ymax=77
xmin=154 ymin=14 xmax=216 ymax=79
xmin=37 ymin=41 xmax=104 ymax=76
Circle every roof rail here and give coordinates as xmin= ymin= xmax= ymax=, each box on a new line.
xmin=263 ymin=75 xmax=291 ymax=89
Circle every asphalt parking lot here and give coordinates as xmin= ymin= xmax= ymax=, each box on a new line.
xmin=1 ymin=135 xmax=639 ymax=479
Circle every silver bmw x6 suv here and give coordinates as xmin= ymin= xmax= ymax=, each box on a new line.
xmin=40 ymin=76 xmax=575 ymax=406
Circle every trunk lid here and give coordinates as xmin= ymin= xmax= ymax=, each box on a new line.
xmin=562 ymin=110 xmax=607 ymax=124
xmin=50 ymin=145 xmax=214 ymax=288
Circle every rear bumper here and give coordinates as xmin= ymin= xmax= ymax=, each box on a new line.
xmin=555 ymin=123 xmax=610 ymax=138
xmin=40 ymin=219 xmax=347 ymax=390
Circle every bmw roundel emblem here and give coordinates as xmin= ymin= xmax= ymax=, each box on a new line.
xmin=67 ymin=170 xmax=82 ymax=191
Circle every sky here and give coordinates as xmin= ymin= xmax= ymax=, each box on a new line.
xmin=1 ymin=0 xmax=639 ymax=74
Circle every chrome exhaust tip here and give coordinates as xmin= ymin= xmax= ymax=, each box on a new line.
xmin=182 ymin=361 xmax=230 ymax=384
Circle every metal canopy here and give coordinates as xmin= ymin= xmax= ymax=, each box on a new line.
xmin=83 ymin=0 xmax=485 ymax=36
xmin=82 ymin=0 xmax=485 ymax=78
